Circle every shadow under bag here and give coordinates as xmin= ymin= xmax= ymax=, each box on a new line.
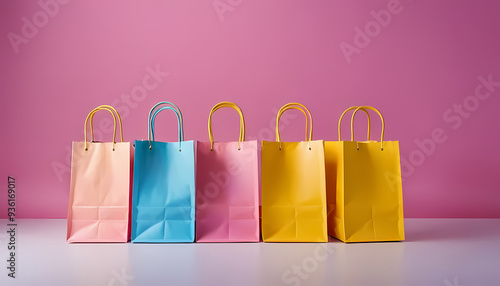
xmin=131 ymin=102 xmax=195 ymax=243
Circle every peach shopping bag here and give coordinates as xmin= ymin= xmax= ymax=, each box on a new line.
xmin=67 ymin=105 xmax=132 ymax=243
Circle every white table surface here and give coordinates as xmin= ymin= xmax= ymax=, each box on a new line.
xmin=0 ymin=219 xmax=499 ymax=286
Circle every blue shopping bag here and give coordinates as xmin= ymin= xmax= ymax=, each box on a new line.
xmin=131 ymin=102 xmax=195 ymax=243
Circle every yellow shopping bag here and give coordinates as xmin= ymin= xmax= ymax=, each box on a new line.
xmin=261 ymin=103 xmax=327 ymax=242
xmin=325 ymin=106 xmax=371 ymax=239
xmin=327 ymin=106 xmax=405 ymax=242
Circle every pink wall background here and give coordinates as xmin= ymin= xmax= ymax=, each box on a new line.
xmin=1 ymin=0 xmax=499 ymax=218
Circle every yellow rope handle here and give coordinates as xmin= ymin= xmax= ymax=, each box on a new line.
xmin=89 ymin=105 xmax=124 ymax=142
xmin=208 ymin=101 xmax=245 ymax=150
xmin=338 ymin=106 xmax=371 ymax=141
xmin=275 ymin=103 xmax=313 ymax=142
xmin=351 ymin=106 xmax=385 ymax=150
xmin=84 ymin=107 xmax=117 ymax=151
xmin=276 ymin=106 xmax=309 ymax=142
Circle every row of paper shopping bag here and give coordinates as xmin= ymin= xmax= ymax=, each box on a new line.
xmin=67 ymin=102 xmax=404 ymax=243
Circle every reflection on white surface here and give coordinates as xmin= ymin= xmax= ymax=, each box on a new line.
xmin=0 ymin=219 xmax=499 ymax=286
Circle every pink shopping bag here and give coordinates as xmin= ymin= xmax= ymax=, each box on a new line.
xmin=196 ymin=102 xmax=259 ymax=242
xmin=67 ymin=105 xmax=132 ymax=242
